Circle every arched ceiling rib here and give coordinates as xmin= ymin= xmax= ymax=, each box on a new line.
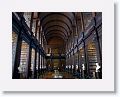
xmin=39 ymin=12 xmax=75 ymax=41
xmin=40 ymin=12 xmax=74 ymax=25
xmin=46 ymin=33 xmax=66 ymax=41
xmin=46 ymin=30 xmax=67 ymax=38
xmin=42 ymin=20 xmax=71 ymax=34
xmin=44 ymin=25 xmax=69 ymax=36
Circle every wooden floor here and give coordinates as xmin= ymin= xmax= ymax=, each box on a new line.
xmin=39 ymin=70 xmax=76 ymax=79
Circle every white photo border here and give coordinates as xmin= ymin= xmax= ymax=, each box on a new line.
xmin=0 ymin=0 xmax=114 ymax=91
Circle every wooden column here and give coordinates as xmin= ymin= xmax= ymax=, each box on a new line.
xmin=40 ymin=52 xmax=42 ymax=77
xmin=75 ymin=13 xmax=83 ymax=78
xmin=80 ymin=13 xmax=89 ymax=78
xmin=69 ymin=36 xmax=72 ymax=74
xmin=13 ymin=33 xmax=22 ymax=79
xmin=33 ymin=48 xmax=37 ymax=78
xmin=37 ymin=52 xmax=40 ymax=78
xmin=27 ymin=12 xmax=34 ymax=79
xmin=92 ymin=12 xmax=102 ymax=79
xmin=43 ymin=55 xmax=45 ymax=73
xmin=12 ymin=14 xmax=24 ymax=79
xmin=27 ymin=43 xmax=32 ymax=78
xmin=75 ymin=13 xmax=81 ymax=78
xmin=72 ymin=26 xmax=76 ymax=75
xmin=65 ymin=39 xmax=68 ymax=72
xmin=35 ymin=20 xmax=39 ymax=38
xmin=51 ymin=49 xmax=53 ymax=71
xmin=67 ymin=38 xmax=70 ymax=73
xmin=76 ymin=19 xmax=81 ymax=78
xmin=30 ymin=12 xmax=34 ymax=33
xmin=37 ymin=25 xmax=41 ymax=78
xmin=67 ymin=40 xmax=69 ymax=72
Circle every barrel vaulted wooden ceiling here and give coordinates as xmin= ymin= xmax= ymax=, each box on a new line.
xmin=39 ymin=12 xmax=75 ymax=41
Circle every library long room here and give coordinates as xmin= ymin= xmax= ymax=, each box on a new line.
xmin=12 ymin=12 xmax=102 ymax=79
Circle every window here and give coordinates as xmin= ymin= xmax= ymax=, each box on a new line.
xmin=36 ymin=20 xmax=40 ymax=41
xmin=82 ymin=12 xmax=93 ymax=30
xmin=23 ymin=12 xmax=31 ymax=28
xmin=32 ymin=19 xmax=36 ymax=36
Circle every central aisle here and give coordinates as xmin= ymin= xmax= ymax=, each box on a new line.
xmin=39 ymin=70 xmax=76 ymax=79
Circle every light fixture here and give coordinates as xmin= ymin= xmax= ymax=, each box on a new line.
xmin=82 ymin=55 xmax=84 ymax=58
